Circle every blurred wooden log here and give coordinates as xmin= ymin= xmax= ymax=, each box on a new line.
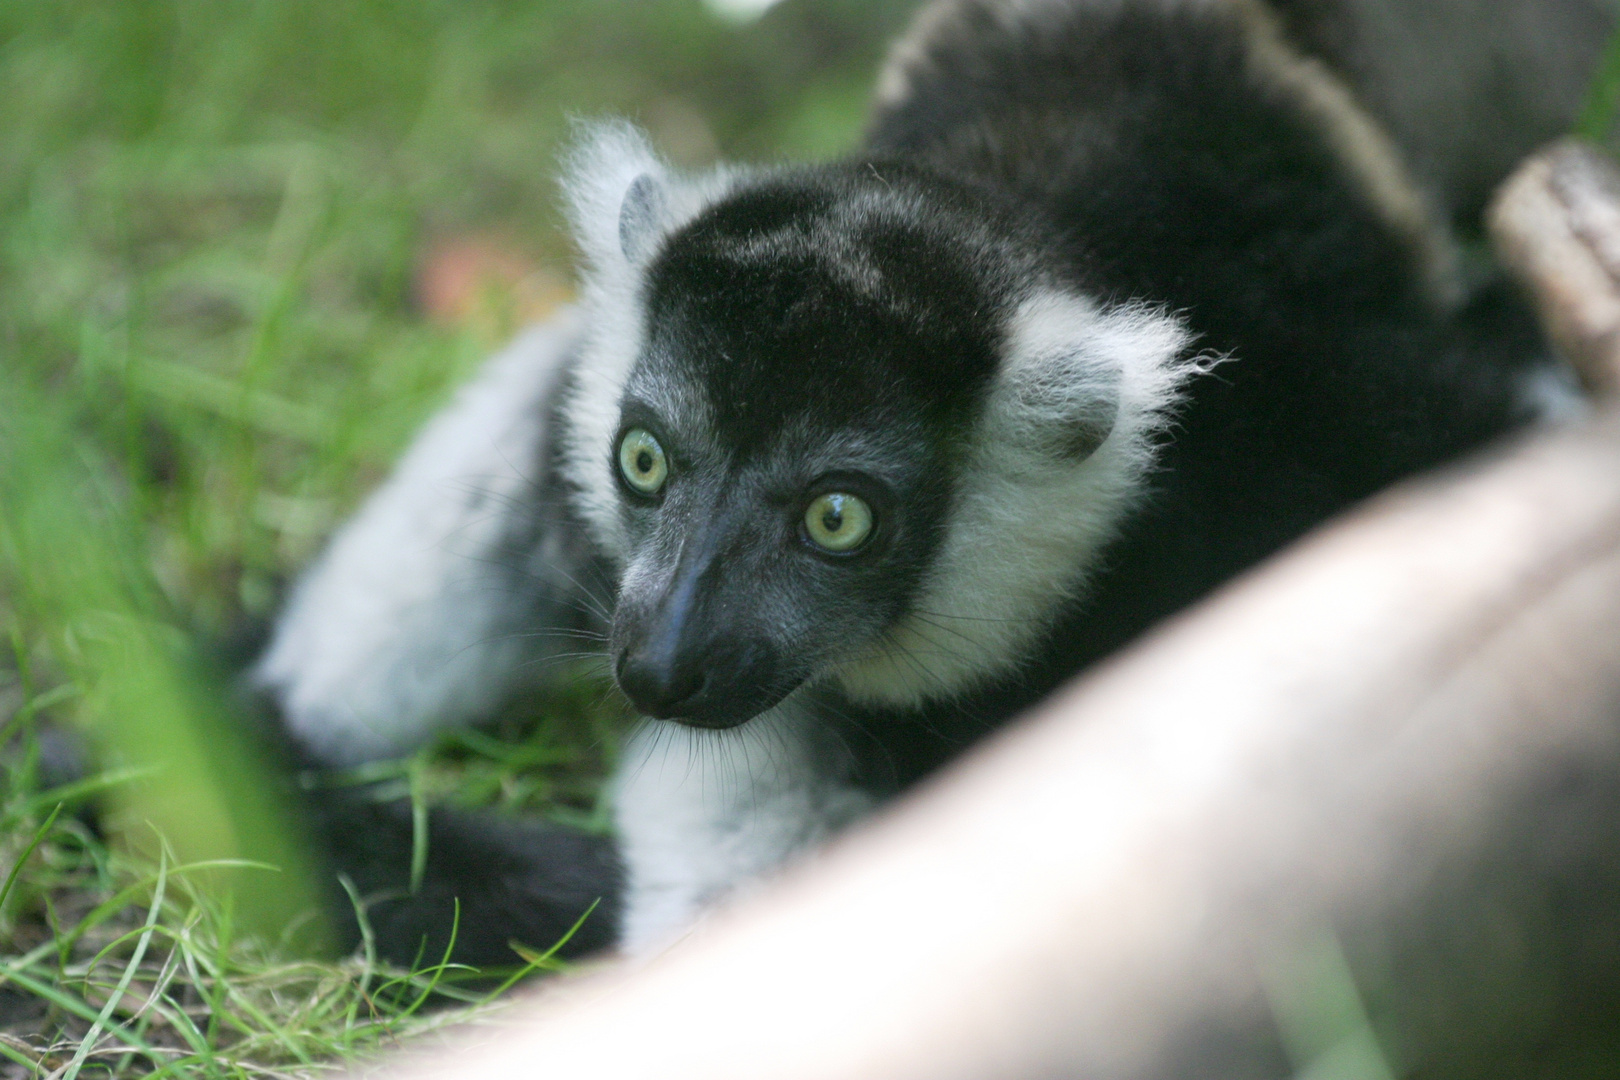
xmin=361 ymin=408 xmax=1620 ymax=1079
xmin=1490 ymin=139 xmax=1620 ymax=395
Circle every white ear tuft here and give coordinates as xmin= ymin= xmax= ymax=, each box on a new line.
xmin=561 ymin=120 xmax=671 ymax=272
xmin=989 ymin=291 xmax=1195 ymax=468
xmin=994 ymin=292 xmax=1120 ymax=462
xmin=561 ymin=119 xmax=758 ymax=275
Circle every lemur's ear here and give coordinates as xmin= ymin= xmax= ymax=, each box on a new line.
xmin=987 ymin=291 xmax=1195 ymax=468
xmin=561 ymin=121 xmax=671 ymax=272
xmin=618 ymin=173 xmax=670 ymax=263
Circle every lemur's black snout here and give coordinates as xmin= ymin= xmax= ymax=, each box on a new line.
xmin=614 ymin=649 xmax=706 ymax=718
xmin=614 ymin=631 xmax=791 ymax=730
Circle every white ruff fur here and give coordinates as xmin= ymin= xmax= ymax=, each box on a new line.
xmin=613 ymin=699 xmax=873 ymax=953
xmin=255 ymin=314 xmax=584 ymax=765
xmin=835 ymin=292 xmax=1201 ymax=707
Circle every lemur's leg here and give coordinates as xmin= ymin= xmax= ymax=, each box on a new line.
xmin=613 ymin=697 xmax=875 ymax=953
xmin=256 ymin=309 xmax=607 ymax=765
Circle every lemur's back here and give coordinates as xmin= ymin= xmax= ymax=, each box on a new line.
xmin=850 ymin=0 xmax=1554 ymax=750
xmin=875 ymin=0 xmax=1616 ymax=225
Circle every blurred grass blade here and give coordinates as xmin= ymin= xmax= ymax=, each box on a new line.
xmin=0 ymin=802 xmax=62 ymax=913
xmin=1579 ymin=27 xmax=1620 ymax=140
xmin=0 ymin=374 xmax=331 ymax=953
xmin=131 ymin=359 xmax=328 ymax=444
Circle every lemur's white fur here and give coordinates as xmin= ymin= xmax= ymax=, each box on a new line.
xmin=255 ymin=315 xmax=583 ymax=764
xmin=613 ymin=697 xmax=873 ymax=953
xmin=835 ymin=292 xmax=1202 ymax=707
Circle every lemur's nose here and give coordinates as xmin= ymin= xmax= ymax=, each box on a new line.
xmin=615 ymin=649 xmax=707 ymax=719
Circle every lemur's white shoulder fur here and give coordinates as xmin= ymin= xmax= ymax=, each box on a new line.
xmin=254 ymin=315 xmax=584 ymax=764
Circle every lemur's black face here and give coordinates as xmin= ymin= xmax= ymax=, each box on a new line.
xmin=607 ymin=173 xmax=1003 ymax=729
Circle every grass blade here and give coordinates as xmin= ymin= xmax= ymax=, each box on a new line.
xmin=1579 ymin=27 xmax=1620 ymax=140
xmin=0 ymin=968 xmax=160 ymax=1057
xmin=60 ymin=851 xmax=170 ymax=1080
xmin=0 ymin=803 xmax=62 ymax=914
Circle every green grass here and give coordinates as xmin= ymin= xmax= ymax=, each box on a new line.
xmin=0 ymin=0 xmax=909 ymax=1072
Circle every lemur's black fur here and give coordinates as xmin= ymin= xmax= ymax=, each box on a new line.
xmin=849 ymin=0 xmax=1551 ymax=767
xmin=259 ymin=0 xmax=1589 ymax=968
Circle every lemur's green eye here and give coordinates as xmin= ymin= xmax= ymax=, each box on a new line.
xmin=618 ymin=428 xmax=668 ymax=494
xmin=804 ymin=492 xmax=873 ymax=553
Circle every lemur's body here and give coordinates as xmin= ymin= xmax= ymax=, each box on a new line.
xmin=258 ymin=0 xmax=1587 ymax=962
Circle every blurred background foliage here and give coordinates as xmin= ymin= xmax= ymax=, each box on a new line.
xmin=1 ymin=0 xmax=913 ymax=639
xmin=0 ymin=0 xmax=913 ymax=1070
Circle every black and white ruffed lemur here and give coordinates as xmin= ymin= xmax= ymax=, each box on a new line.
xmin=253 ymin=0 xmax=1601 ymax=964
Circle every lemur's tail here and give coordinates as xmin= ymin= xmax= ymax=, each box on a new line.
xmin=236 ymin=682 xmax=623 ymax=971
xmin=304 ymin=782 xmax=622 ymax=969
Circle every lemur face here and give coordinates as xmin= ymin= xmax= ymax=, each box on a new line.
xmin=606 ymin=177 xmax=1002 ymax=729
xmin=559 ymin=131 xmax=1193 ymax=727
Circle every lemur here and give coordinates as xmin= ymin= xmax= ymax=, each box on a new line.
xmin=255 ymin=0 xmax=1600 ymax=964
